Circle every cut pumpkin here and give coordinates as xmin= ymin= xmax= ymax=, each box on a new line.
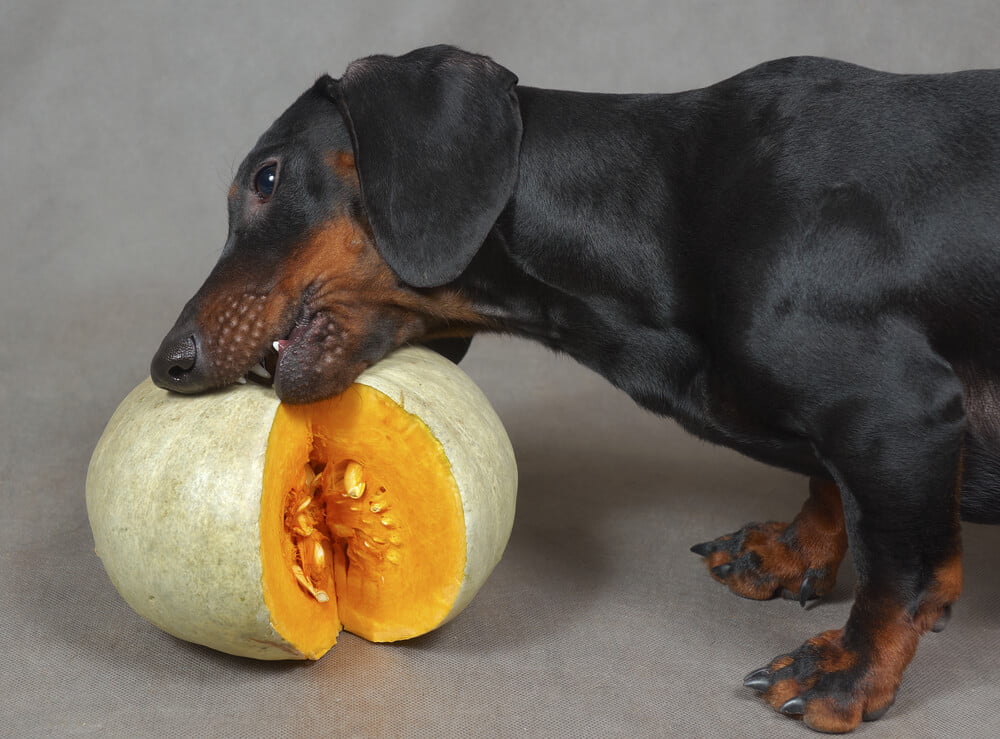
xmin=86 ymin=347 xmax=517 ymax=660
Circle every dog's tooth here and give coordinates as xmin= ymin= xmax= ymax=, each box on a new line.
xmin=235 ymin=376 xmax=248 ymax=385
xmin=249 ymin=363 xmax=271 ymax=379
xmin=273 ymin=340 xmax=281 ymax=352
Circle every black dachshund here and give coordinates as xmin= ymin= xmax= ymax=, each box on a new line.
xmin=152 ymin=45 xmax=1000 ymax=732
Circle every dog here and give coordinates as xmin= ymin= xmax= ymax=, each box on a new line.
xmin=150 ymin=45 xmax=1000 ymax=732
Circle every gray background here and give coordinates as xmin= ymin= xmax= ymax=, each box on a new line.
xmin=3 ymin=1 xmax=1000 ymax=736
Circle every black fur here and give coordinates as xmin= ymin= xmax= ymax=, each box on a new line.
xmin=329 ymin=45 xmax=522 ymax=287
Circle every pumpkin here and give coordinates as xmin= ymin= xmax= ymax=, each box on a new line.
xmin=86 ymin=347 xmax=517 ymax=660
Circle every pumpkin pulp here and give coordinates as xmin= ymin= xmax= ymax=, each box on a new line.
xmin=259 ymin=383 xmax=467 ymax=658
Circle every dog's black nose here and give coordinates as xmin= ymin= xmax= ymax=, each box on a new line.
xmin=151 ymin=334 xmax=208 ymax=392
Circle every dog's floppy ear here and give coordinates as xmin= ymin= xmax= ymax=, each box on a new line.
xmin=327 ymin=45 xmax=522 ymax=288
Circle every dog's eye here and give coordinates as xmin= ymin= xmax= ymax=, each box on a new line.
xmin=253 ymin=164 xmax=277 ymax=200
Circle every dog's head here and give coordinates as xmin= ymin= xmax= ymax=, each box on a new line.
xmin=150 ymin=45 xmax=521 ymax=403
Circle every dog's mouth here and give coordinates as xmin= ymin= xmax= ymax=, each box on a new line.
xmin=236 ymin=307 xmax=372 ymax=404
xmin=242 ymin=342 xmax=279 ymax=387
xmin=237 ymin=308 xmax=305 ymax=389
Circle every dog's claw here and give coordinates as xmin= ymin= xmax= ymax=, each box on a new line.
xmin=711 ymin=563 xmax=733 ymax=579
xmin=931 ymin=604 xmax=952 ymax=633
xmin=780 ymin=696 xmax=806 ymax=716
xmin=798 ymin=574 xmax=816 ymax=607
xmin=690 ymin=541 xmax=715 ymax=557
xmin=743 ymin=667 xmax=773 ymax=692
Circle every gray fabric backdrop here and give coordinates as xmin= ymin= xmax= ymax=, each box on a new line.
xmin=3 ymin=1 xmax=1000 ymax=736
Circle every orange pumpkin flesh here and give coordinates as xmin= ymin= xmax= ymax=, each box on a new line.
xmin=261 ymin=383 xmax=466 ymax=657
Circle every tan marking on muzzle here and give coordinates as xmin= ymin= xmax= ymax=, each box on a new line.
xmin=190 ymin=216 xmax=489 ymax=387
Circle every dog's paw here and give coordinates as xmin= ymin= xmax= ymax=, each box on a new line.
xmin=690 ymin=521 xmax=837 ymax=604
xmin=742 ymin=629 xmax=897 ymax=733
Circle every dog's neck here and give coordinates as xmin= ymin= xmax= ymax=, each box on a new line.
xmin=445 ymin=80 xmax=825 ymax=467
xmin=459 ymin=85 xmax=705 ymax=351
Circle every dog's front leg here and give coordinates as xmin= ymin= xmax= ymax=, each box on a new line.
xmin=740 ymin=322 xmax=963 ymax=732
